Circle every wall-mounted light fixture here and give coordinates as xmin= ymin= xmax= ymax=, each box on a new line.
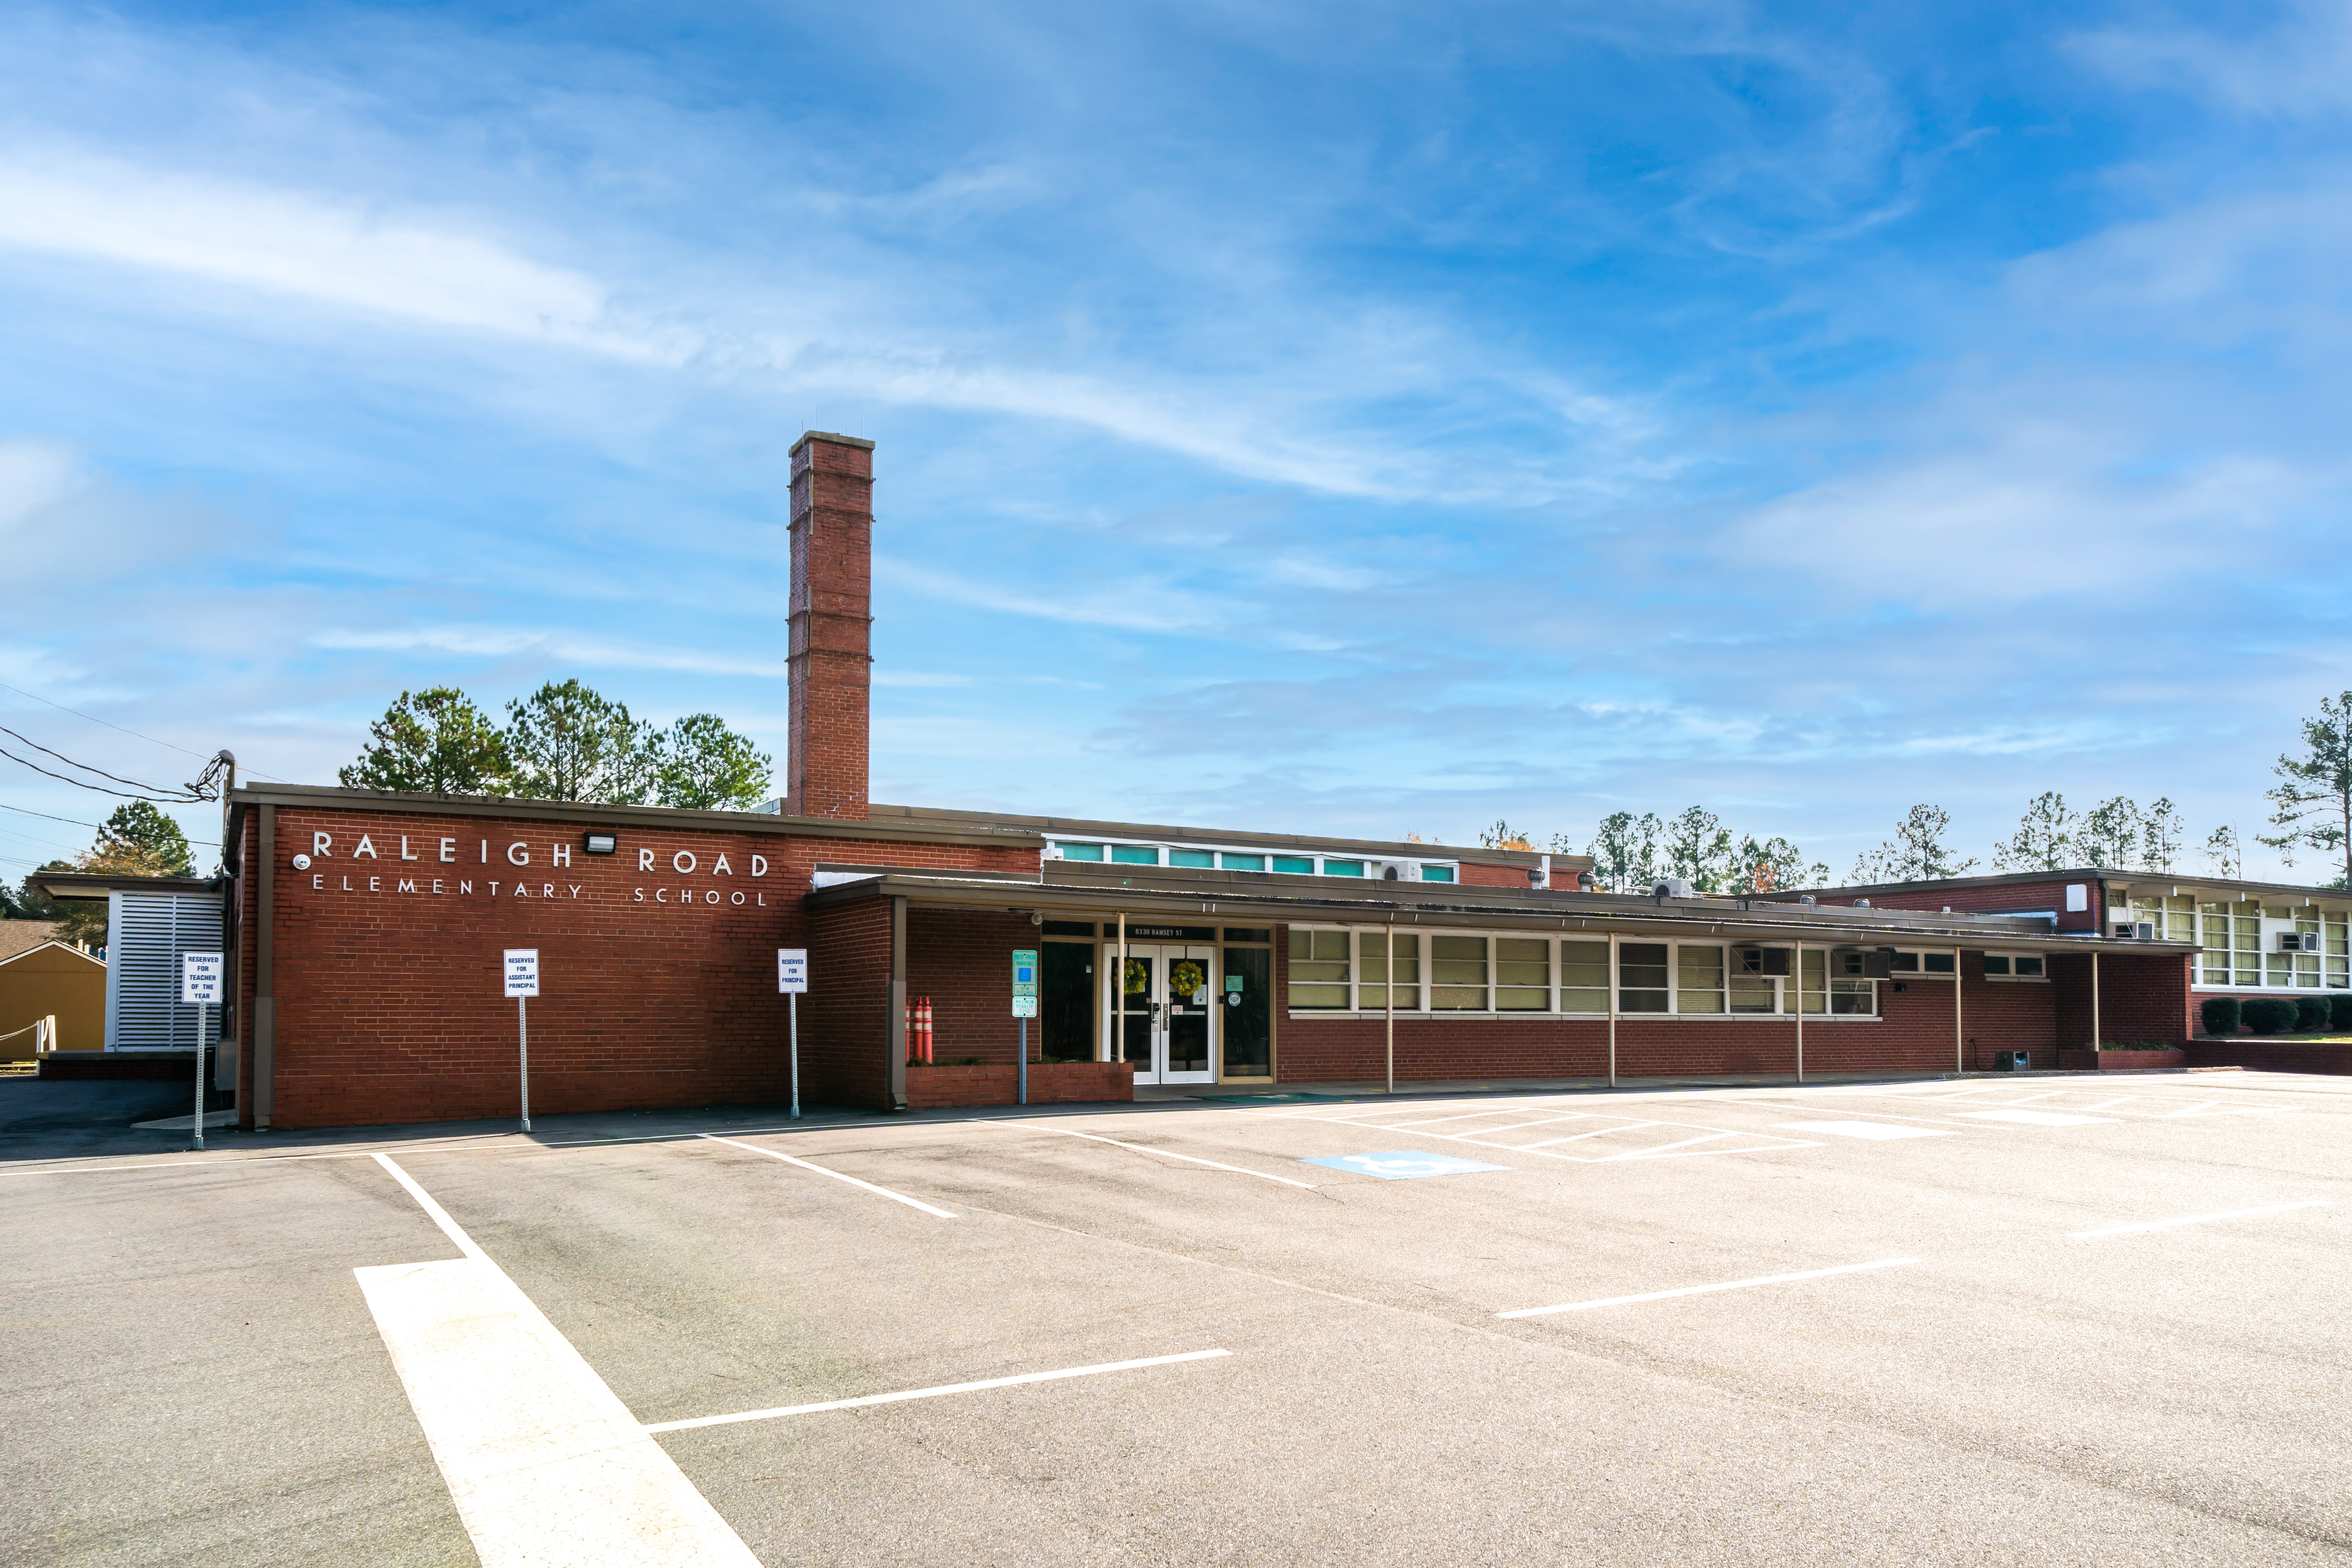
xmin=584 ymin=832 xmax=618 ymax=856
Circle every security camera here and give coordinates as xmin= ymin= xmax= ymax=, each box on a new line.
xmin=1029 ymin=911 xmax=1045 ymax=926
xmin=291 ymin=853 xmax=312 ymax=871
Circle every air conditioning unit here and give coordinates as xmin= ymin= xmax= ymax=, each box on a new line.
xmin=1651 ymin=877 xmax=1696 ymax=898
xmin=2112 ymin=921 xmax=2155 ymax=940
xmin=2277 ymin=931 xmax=2307 ymax=953
xmin=1373 ymin=860 xmax=1411 ymax=882
xmin=1734 ymin=947 xmax=1792 ymax=976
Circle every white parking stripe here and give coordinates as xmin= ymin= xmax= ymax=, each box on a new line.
xmin=1520 ymin=1122 xmax=1663 ymax=1149
xmin=976 ymin=1120 xmax=1319 ymax=1189
xmin=2069 ymin=1200 xmax=2327 ymax=1239
xmin=1600 ymin=1132 xmax=1737 ymax=1161
xmin=645 ymin=1349 xmax=1233 ymax=1433
xmin=359 ymin=1158 xmax=760 ymax=1568
xmin=699 ymin=1134 xmax=957 ymax=1217
xmin=1500 ymin=1257 xmax=1919 ymax=1318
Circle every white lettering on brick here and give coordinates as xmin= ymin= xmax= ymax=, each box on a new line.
xmin=751 ymin=854 xmax=767 ymax=877
xmin=440 ymin=837 xmax=457 ymax=862
xmin=507 ymin=842 xmax=530 ymax=867
xmin=489 ymin=882 xmax=500 ymax=896
xmin=639 ymin=848 xmax=656 ymax=871
xmin=369 ymin=876 xmax=381 ymax=892
xmin=481 ymin=840 xmax=489 ymax=863
xmin=341 ymin=876 xmax=352 ymax=891
xmin=312 ymin=875 xmax=324 ymax=889
xmin=433 ymin=880 xmax=444 ymax=894
xmin=713 ymin=853 xmax=733 ymax=876
xmin=552 ymin=844 xmax=571 ymax=867
xmin=314 ymin=831 xmax=333 ymax=857
xmin=655 ymin=889 xmax=668 ymax=902
xmin=705 ymin=890 xmax=719 ymax=904
xmin=515 ymin=884 xmax=529 ymax=898
xmin=568 ymin=885 xmax=581 ymax=899
xmin=633 ymin=888 xmax=645 ymax=902
xmin=542 ymin=883 xmax=555 ymax=898
xmin=672 ymin=850 xmax=697 ymax=874
xmin=399 ymin=879 xmax=417 ymax=894
xmin=355 ymin=835 xmax=378 ymax=859
xmin=461 ymin=881 xmax=473 ymax=895
xmin=400 ymin=836 xmax=419 ymax=861
xmin=731 ymin=891 xmax=744 ymax=905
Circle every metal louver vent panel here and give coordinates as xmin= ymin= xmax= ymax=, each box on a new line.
xmin=105 ymin=891 xmax=223 ymax=1051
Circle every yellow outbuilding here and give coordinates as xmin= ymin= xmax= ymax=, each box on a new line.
xmin=0 ymin=925 xmax=105 ymax=1059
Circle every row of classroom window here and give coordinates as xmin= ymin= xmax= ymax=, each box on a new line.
xmin=1287 ymin=930 xmax=2047 ymax=1016
xmin=1049 ymin=842 xmax=1455 ymax=882
xmin=2122 ymin=896 xmax=2352 ymax=989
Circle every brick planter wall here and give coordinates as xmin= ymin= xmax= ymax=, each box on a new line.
xmin=2185 ymin=1041 xmax=2352 ymax=1075
xmin=2056 ymin=1049 xmax=2186 ymax=1071
xmin=904 ymin=1060 xmax=1132 ymax=1108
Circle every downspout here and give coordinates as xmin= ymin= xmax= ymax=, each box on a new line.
xmin=2091 ymin=948 xmax=2101 ymax=1057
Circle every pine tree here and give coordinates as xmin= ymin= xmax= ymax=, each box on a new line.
xmin=339 ymin=688 xmax=512 ymax=796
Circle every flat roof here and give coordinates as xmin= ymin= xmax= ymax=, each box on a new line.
xmin=864 ymin=802 xmax=1588 ymax=871
xmin=1765 ymin=868 xmax=2352 ymax=906
xmin=32 ymin=872 xmax=223 ymax=902
xmin=808 ymin=860 xmax=2194 ymax=954
xmin=229 ymin=784 xmax=1046 ymax=851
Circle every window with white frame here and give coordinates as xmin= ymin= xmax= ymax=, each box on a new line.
xmin=1289 ymin=929 xmax=1351 ymax=1008
xmin=1431 ymin=935 xmax=1488 ymax=1009
xmin=1982 ymin=953 xmax=2047 ymax=980
xmin=1888 ymin=950 xmax=1958 ymax=976
xmin=1561 ymin=941 xmax=1609 ymax=1013
xmin=1284 ymin=929 xmax=1879 ymax=1016
xmin=1495 ymin=938 xmax=1548 ymax=1010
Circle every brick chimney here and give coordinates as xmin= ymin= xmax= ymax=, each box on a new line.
xmin=786 ymin=431 xmax=874 ymax=819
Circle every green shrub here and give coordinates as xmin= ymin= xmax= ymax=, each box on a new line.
xmin=2333 ymin=993 xmax=2352 ymax=1032
xmin=2199 ymin=996 xmax=2241 ymax=1036
xmin=2296 ymin=996 xmax=2332 ymax=1032
xmin=2242 ymin=998 xmax=2298 ymax=1035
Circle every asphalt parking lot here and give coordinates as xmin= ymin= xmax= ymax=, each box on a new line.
xmin=5 ymin=1069 xmax=2351 ymax=1566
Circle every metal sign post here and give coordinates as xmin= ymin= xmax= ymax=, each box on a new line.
xmin=504 ymin=949 xmax=539 ymax=1132
xmin=181 ymin=952 xmax=223 ymax=1150
xmin=777 ymin=948 xmax=808 ymax=1119
xmin=1012 ymin=948 xmax=1038 ymax=1107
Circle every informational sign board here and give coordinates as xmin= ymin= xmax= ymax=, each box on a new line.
xmin=777 ymin=948 xmax=808 ymax=994
xmin=180 ymin=952 xmax=223 ymax=1005
xmin=503 ymin=949 xmax=540 ymax=998
xmin=1011 ymin=947 xmax=1038 ymax=1019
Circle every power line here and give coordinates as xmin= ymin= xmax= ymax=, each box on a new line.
xmin=0 ymin=727 xmax=230 ymax=802
xmin=0 ymin=679 xmax=289 ymax=782
xmin=0 ymin=801 xmax=100 ymax=829
xmin=0 ymin=800 xmax=215 ymax=844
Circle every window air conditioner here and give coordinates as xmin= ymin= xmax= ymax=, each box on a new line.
xmin=2113 ymin=921 xmax=2155 ymax=940
xmin=1374 ymin=860 xmax=1409 ymax=881
xmin=2277 ymin=931 xmax=2306 ymax=953
xmin=1734 ymin=946 xmax=1792 ymax=976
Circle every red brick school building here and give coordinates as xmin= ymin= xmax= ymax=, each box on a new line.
xmin=85 ymin=432 xmax=2321 ymax=1129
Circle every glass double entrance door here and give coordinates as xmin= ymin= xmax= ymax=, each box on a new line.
xmin=1105 ymin=943 xmax=1216 ymax=1084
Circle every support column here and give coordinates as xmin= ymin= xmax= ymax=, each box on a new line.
xmin=888 ymin=895 xmax=907 ymax=1111
xmin=1954 ymin=948 xmax=1965 ymax=1073
xmin=251 ymin=804 xmax=275 ymax=1132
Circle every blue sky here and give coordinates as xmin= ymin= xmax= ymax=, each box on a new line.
xmin=2 ymin=0 xmax=2348 ymax=880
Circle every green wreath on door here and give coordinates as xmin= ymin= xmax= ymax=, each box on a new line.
xmin=1170 ymin=960 xmax=1207 ymax=1002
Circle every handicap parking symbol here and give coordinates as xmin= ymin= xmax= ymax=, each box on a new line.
xmin=1299 ymin=1150 xmax=1512 ymax=1180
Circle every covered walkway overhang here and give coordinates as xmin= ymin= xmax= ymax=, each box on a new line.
xmin=805 ymin=858 xmax=2201 ymax=958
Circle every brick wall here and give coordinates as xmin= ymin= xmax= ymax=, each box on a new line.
xmin=236 ymin=802 xmax=1033 ymax=1127
xmin=906 ymin=908 xmax=1034 ymax=1065
xmin=1456 ymin=860 xmax=1531 ymax=890
xmin=786 ymin=432 xmax=873 ymax=821
xmin=2051 ymin=951 xmax=2191 ymax=1049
